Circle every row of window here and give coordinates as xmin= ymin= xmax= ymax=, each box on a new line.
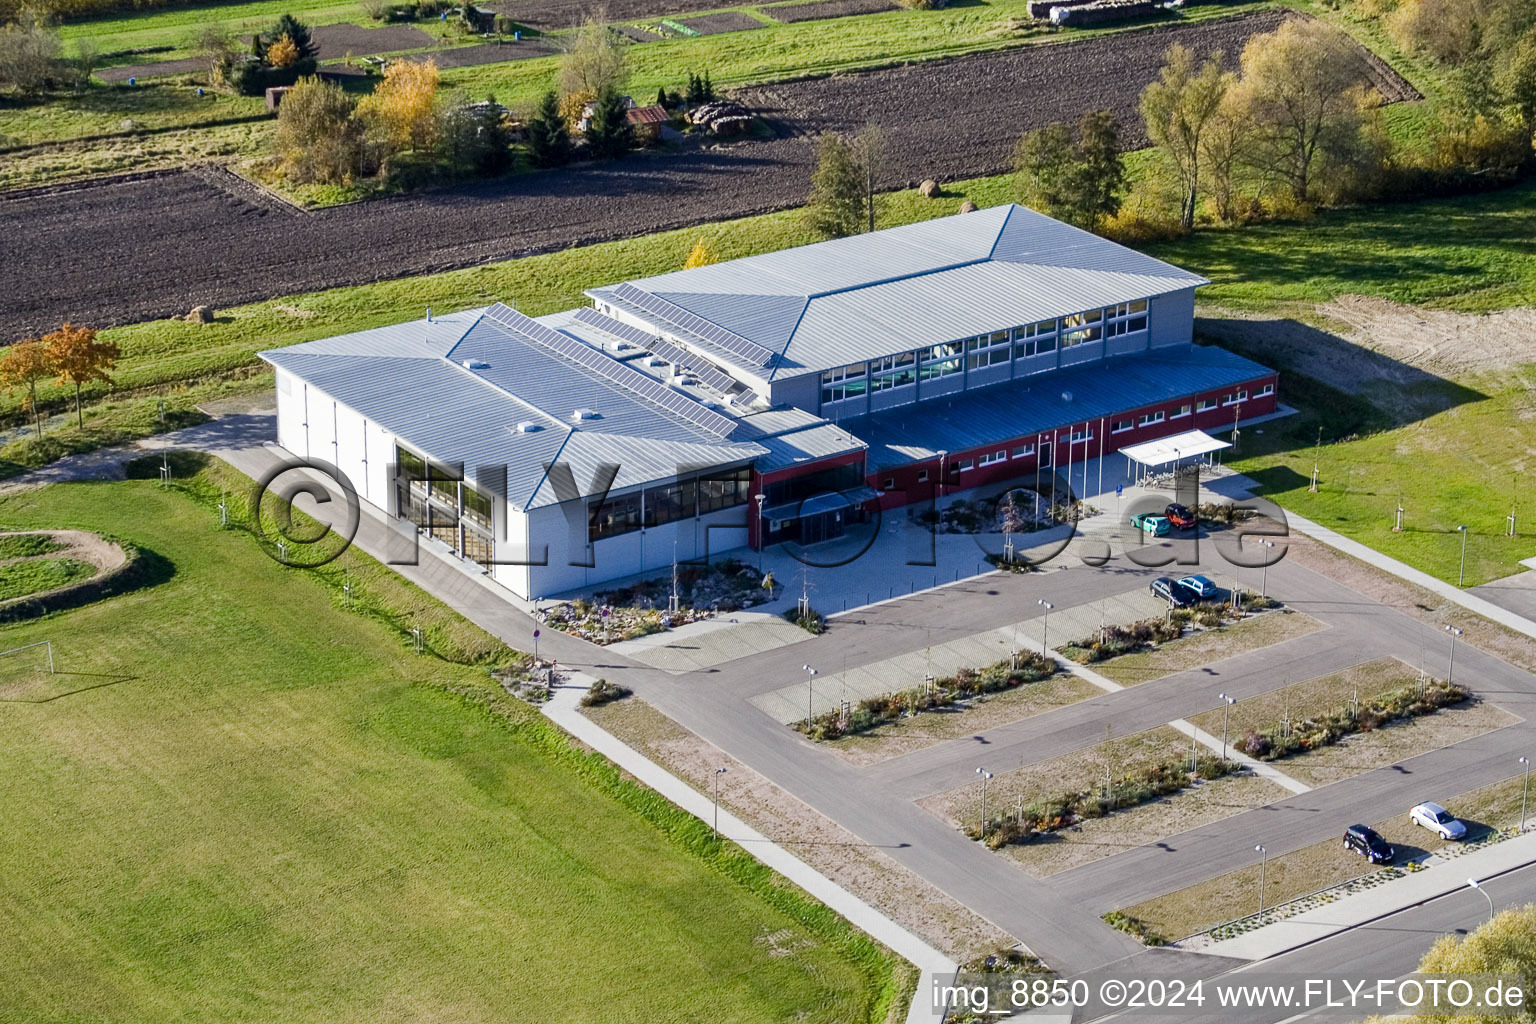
xmin=873 ymin=379 xmax=1275 ymax=485
xmin=395 ymin=445 xmax=495 ymax=565
xmin=588 ymin=466 xmax=753 ymax=542
xmin=820 ymin=300 xmax=1152 ymax=405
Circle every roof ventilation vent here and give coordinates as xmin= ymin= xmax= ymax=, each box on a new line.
xmin=515 ymin=421 xmax=542 ymax=433
xmin=1061 ymin=390 xmax=1074 ymax=403
xmin=461 ymin=358 xmax=489 ymax=370
xmin=676 ymin=375 xmax=698 ymax=386
xmin=573 ymin=408 xmax=600 ymax=421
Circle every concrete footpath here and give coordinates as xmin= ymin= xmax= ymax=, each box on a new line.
xmin=1198 ymin=830 xmax=1536 ymax=962
xmin=541 ymin=674 xmax=958 ymax=1024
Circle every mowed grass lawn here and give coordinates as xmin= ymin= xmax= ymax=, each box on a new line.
xmin=0 ymin=478 xmax=899 ymax=1023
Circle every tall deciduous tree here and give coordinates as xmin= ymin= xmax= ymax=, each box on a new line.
xmin=558 ymin=13 xmax=626 ymax=106
xmin=44 ymin=322 xmax=119 ymax=428
xmin=1140 ymin=44 xmax=1233 ymax=230
xmin=0 ymin=338 xmax=53 ymax=439
xmin=357 ymin=58 xmax=440 ymax=160
xmin=275 ymin=76 xmax=363 ymax=183
xmin=1199 ymin=89 xmax=1254 ymax=224
xmin=805 ymin=132 xmax=868 ymax=239
xmin=1230 ymin=19 xmax=1378 ymax=206
xmin=526 ymin=90 xmax=573 ymax=168
xmin=1013 ymin=111 xmax=1125 ymax=230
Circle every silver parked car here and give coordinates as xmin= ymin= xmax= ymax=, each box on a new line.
xmin=1410 ymin=802 xmax=1467 ymax=840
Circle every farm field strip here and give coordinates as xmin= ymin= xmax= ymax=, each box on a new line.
xmin=0 ymin=11 xmax=1315 ymax=339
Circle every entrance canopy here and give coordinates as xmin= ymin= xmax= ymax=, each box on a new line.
xmin=1120 ymin=429 xmax=1230 ymax=469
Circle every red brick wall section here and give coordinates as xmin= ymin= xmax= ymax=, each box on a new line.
xmin=863 ymin=374 xmax=1277 ymax=508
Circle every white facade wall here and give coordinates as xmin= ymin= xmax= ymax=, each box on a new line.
xmin=524 ymin=497 xmax=750 ymax=600
xmin=1149 ymin=289 xmax=1196 ymax=349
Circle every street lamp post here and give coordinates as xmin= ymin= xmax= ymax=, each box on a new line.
xmin=1218 ymin=692 xmax=1237 ymax=763
xmin=1458 ymin=525 xmax=1468 ymax=587
xmin=1256 ymin=844 xmax=1267 ymax=912
xmin=1468 ymin=878 xmax=1495 ymax=922
xmin=1038 ymin=600 xmax=1054 ymax=656
xmin=754 ymin=494 xmax=767 ymax=571
xmin=713 ymin=767 xmax=727 ymax=836
xmin=1258 ymin=539 xmax=1275 ymax=599
xmin=1521 ymin=756 xmax=1531 ymax=832
xmin=802 ymin=664 xmax=818 ymax=726
xmin=1446 ymin=625 xmax=1463 ymax=686
xmin=976 ymin=768 xmax=994 ymax=839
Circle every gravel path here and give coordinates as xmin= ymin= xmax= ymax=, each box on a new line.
xmin=1 ymin=12 xmax=1410 ymax=340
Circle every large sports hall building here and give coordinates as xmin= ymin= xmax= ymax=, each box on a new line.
xmin=261 ymin=204 xmax=1277 ymax=599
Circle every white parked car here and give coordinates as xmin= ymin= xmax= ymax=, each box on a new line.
xmin=1410 ymin=802 xmax=1467 ymax=840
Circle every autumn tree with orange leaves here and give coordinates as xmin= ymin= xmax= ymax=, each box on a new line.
xmin=45 ymin=322 xmax=119 ymax=428
xmin=357 ymin=58 xmax=441 ymax=161
xmin=0 ymin=338 xmax=53 ymax=439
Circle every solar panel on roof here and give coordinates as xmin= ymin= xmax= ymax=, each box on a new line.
xmin=482 ymin=304 xmax=736 ymax=437
xmin=571 ymin=307 xmax=659 ymax=351
xmin=735 ymin=390 xmax=760 ymax=409
xmin=574 ymin=307 xmax=743 ymax=397
xmin=611 ymin=283 xmax=775 ymax=368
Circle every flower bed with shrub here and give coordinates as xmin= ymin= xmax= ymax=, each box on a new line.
xmin=964 ymin=754 xmax=1241 ymax=850
xmin=1234 ymin=679 xmax=1470 ymax=762
xmin=1060 ymin=598 xmax=1282 ymax=664
xmin=783 ymin=605 xmax=826 ymax=635
xmin=794 ymin=652 xmax=1058 ymax=741
xmin=579 ymin=678 xmax=631 ymax=708
xmin=544 ymin=559 xmax=769 ymax=644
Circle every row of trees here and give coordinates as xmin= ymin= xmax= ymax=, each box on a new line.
xmin=0 ymin=324 xmax=119 ymax=436
xmin=275 ymin=60 xmax=519 ymax=184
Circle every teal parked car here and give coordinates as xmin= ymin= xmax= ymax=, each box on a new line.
xmin=1130 ymin=512 xmax=1170 ymax=536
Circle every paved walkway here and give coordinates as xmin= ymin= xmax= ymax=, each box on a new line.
xmin=1197 ymin=830 xmax=1536 ymax=961
xmin=541 ymin=672 xmax=956 ymax=1024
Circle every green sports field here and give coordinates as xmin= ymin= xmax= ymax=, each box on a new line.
xmin=0 ymin=471 xmax=902 ymax=1023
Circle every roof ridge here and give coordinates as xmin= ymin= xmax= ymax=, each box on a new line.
xmin=444 ymin=311 xmax=571 ymax=431
xmin=519 ymin=425 xmax=577 ymax=511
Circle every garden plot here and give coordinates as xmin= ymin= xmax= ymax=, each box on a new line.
xmin=761 ymin=0 xmax=898 ymax=23
xmin=402 ymin=38 xmax=563 ymax=67
xmin=311 ymin=21 xmax=435 ymax=57
xmin=3 ymin=11 xmax=1352 ymax=339
xmin=488 ymin=0 xmax=710 ymax=30
xmin=673 ymin=10 xmax=766 ymax=34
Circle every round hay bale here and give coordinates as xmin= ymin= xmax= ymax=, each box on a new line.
xmin=186 ymin=305 xmax=214 ymax=323
xmin=918 ymin=178 xmax=939 ymax=198
xmin=958 ymin=200 xmax=977 ymax=213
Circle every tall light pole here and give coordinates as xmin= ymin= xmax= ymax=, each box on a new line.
xmin=1038 ymin=599 xmax=1054 ymax=656
xmin=1255 ymin=844 xmax=1267 ymax=912
xmin=976 ymin=768 xmax=994 ymax=838
xmin=1445 ymin=625 xmax=1463 ymax=686
xmin=1458 ymin=524 xmax=1469 ymax=587
xmin=1258 ymin=539 xmax=1275 ymax=599
xmin=713 ymin=767 xmax=727 ymax=836
xmin=1468 ymin=878 xmax=1494 ymax=922
xmin=802 ymin=664 xmax=818 ymax=725
xmin=754 ymin=493 xmax=766 ymax=571
xmin=1218 ymin=692 xmax=1237 ymax=763
xmin=1522 ymin=756 xmax=1531 ymax=832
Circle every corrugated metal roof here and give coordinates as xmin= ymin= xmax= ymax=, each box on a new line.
xmin=753 ymin=423 xmax=866 ymax=473
xmin=595 ymin=204 xmax=1209 ymax=381
xmin=259 ymin=308 xmax=770 ymax=511
xmin=841 ymin=346 xmax=1271 ymax=472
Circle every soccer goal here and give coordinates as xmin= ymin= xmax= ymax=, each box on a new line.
xmin=0 ymin=641 xmax=56 ymax=698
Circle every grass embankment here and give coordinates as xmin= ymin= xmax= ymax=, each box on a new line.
xmin=0 ymin=463 xmax=904 ymax=1022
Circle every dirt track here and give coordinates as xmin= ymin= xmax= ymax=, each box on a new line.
xmin=1 ymin=12 xmax=1408 ymax=339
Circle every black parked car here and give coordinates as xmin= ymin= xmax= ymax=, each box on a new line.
xmin=1343 ymin=824 xmax=1395 ymax=864
xmin=1149 ymin=576 xmax=1197 ymax=608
